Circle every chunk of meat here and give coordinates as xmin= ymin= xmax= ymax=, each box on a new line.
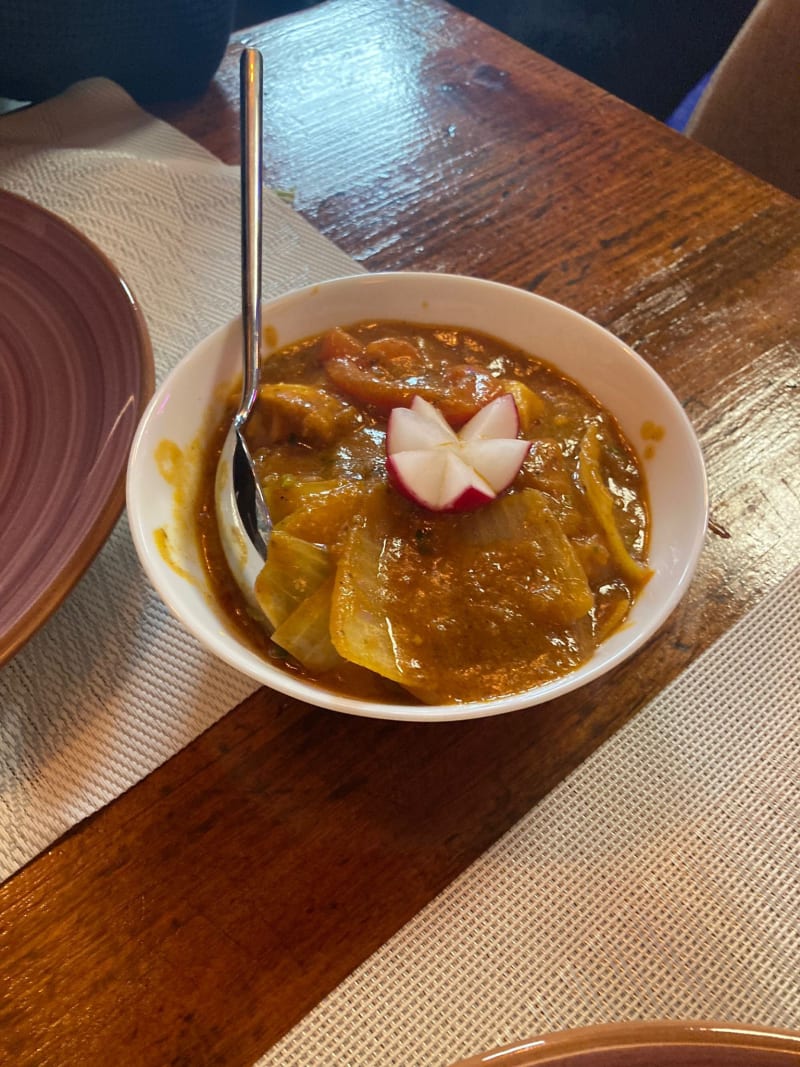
xmin=246 ymin=383 xmax=357 ymax=448
xmin=319 ymin=327 xmax=502 ymax=426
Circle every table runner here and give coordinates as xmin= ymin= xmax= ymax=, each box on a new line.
xmin=261 ymin=564 xmax=800 ymax=1067
xmin=0 ymin=79 xmax=362 ymax=881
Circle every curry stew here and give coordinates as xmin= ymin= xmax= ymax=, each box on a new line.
xmin=195 ymin=321 xmax=652 ymax=705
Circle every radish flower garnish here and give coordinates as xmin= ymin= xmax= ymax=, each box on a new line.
xmin=386 ymin=394 xmax=531 ymax=512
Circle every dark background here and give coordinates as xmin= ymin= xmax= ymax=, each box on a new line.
xmin=235 ymin=0 xmax=758 ymax=120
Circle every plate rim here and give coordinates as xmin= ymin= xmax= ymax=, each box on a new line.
xmin=449 ymin=1019 xmax=800 ymax=1065
xmin=0 ymin=189 xmax=155 ymax=666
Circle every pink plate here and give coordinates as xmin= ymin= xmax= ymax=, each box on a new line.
xmin=451 ymin=1020 xmax=800 ymax=1066
xmin=0 ymin=191 xmax=153 ymax=665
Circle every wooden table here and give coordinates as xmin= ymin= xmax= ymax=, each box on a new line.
xmin=2 ymin=1 xmax=799 ymax=1063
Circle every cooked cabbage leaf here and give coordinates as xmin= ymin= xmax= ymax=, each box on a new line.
xmin=254 ymin=529 xmax=332 ymax=629
xmin=330 ymin=486 xmax=594 ymax=703
xmin=271 ymin=576 xmax=344 ymax=673
xmin=578 ymin=424 xmax=652 ymax=587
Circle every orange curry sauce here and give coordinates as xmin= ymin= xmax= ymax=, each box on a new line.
xmin=195 ymin=321 xmax=651 ymax=705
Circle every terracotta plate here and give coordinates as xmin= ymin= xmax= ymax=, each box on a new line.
xmin=0 ymin=190 xmax=153 ymax=665
xmin=451 ymin=1020 xmax=800 ymax=1066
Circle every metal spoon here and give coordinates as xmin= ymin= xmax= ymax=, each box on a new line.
xmin=215 ymin=47 xmax=272 ymax=618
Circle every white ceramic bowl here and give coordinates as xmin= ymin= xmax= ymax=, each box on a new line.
xmin=126 ymin=272 xmax=707 ymax=722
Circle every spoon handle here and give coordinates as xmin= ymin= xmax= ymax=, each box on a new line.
xmin=238 ymin=46 xmax=263 ymax=425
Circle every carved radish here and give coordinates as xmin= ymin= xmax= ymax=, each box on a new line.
xmin=386 ymin=394 xmax=530 ymax=512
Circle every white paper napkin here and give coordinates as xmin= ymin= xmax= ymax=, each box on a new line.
xmin=0 ymin=78 xmax=363 ymax=880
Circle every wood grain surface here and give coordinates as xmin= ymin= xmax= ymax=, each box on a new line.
xmin=2 ymin=1 xmax=799 ymax=1064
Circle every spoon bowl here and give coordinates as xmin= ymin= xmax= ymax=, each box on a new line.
xmin=215 ymin=424 xmax=270 ymax=617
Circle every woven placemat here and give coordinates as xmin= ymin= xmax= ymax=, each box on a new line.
xmin=258 ymin=565 xmax=800 ymax=1067
xmin=0 ymin=79 xmax=362 ymax=881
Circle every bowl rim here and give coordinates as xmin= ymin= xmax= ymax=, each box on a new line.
xmin=448 ymin=1019 xmax=800 ymax=1066
xmin=127 ymin=271 xmax=709 ymax=722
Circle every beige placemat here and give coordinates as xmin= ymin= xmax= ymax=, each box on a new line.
xmin=0 ymin=78 xmax=363 ymax=881
xmin=259 ymin=565 xmax=800 ymax=1067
